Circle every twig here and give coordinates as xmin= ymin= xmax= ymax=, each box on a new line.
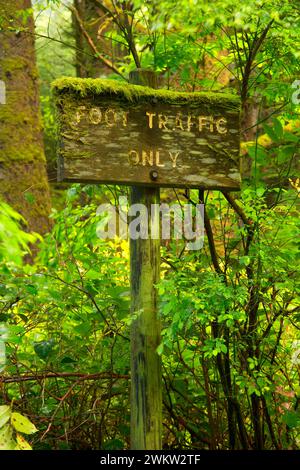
xmin=71 ymin=4 xmax=126 ymax=79
xmin=0 ymin=372 xmax=129 ymax=384
xmin=222 ymin=192 xmax=253 ymax=226
xmin=183 ymin=191 xmax=223 ymax=275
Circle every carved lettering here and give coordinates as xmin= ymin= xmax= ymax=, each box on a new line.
xmin=175 ymin=113 xmax=184 ymax=130
xmin=142 ymin=150 xmax=154 ymax=166
xmin=89 ymin=107 xmax=102 ymax=125
xmin=198 ymin=116 xmax=207 ymax=132
xmin=76 ymin=105 xmax=229 ymax=136
xmin=128 ymin=150 xmax=139 ymax=165
xmin=127 ymin=149 xmax=180 ymax=168
xmin=168 ymin=151 xmax=180 ymax=168
xmin=122 ymin=111 xmax=129 ymax=127
xmin=158 ymin=114 xmax=168 ymax=130
xmin=146 ymin=112 xmax=156 ymax=129
xmin=187 ymin=115 xmax=194 ymax=132
xmin=70 ymin=105 xmax=86 ymax=127
xmin=216 ymin=117 xmax=227 ymax=134
xmin=156 ymin=151 xmax=165 ymax=167
xmin=207 ymin=116 xmax=214 ymax=132
xmin=105 ymin=108 xmax=117 ymax=127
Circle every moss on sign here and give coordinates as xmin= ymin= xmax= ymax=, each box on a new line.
xmin=52 ymin=77 xmax=240 ymax=111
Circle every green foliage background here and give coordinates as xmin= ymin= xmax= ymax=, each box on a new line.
xmin=0 ymin=0 xmax=299 ymax=450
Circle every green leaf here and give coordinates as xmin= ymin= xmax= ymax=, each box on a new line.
xmin=256 ymin=187 xmax=265 ymax=198
xmin=156 ymin=343 xmax=164 ymax=356
xmin=34 ymin=339 xmax=55 ymax=360
xmin=61 ymin=356 xmax=77 ymax=364
xmin=0 ymin=405 xmax=11 ymax=428
xmin=74 ymin=322 xmax=91 ymax=336
xmin=11 ymin=412 xmax=38 ymax=435
xmin=282 ymin=411 xmax=300 ymax=429
xmin=283 ymin=132 xmax=299 ymax=143
xmin=263 ymin=123 xmax=279 ymax=142
xmin=272 ymin=118 xmax=283 ymax=140
xmin=85 ymin=269 xmax=100 ymax=280
xmin=239 ymin=256 xmax=251 ymax=266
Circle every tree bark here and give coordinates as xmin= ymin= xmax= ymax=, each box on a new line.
xmin=0 ymin=0 xmax=51 ymax=234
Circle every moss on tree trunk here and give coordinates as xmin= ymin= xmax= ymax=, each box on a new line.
xmin=0 ymin=0 xmax=51 ymax=234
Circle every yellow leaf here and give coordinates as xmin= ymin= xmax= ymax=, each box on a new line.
xmin=11 ymin=412 xmax=38 ymax=434
xmin=0 ymin=424 xmax=15 ymax=450
xmin=16 ymin=433 xmax=32 ymax=450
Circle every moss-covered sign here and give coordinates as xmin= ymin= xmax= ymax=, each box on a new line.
xmin=53 ymin=78 xmax=241 ymax=190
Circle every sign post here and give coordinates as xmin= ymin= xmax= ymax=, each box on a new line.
xmin=129 ymin=70 xmax=162 ymax=450
xmin=53 ymin=74 xmax=241 ymax=450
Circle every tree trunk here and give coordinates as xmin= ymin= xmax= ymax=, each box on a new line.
xmin=0 ymin=0 xmax=51 ymax=234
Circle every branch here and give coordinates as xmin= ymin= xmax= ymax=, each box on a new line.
xmin=251 ymin=20 xmax=274 ymax=61
xmin=203 ymin=206 xmax=223 ymax=275
xmin=183 ymin=192 xmax=223 ymax=275
xmin=71 ymin=4 xmax=126 ymax=79
xmin=244 ymin=101 xmax=289 ymax=133
xmin=95 ymin=0 xmax=141 ymax=68
xmin=0 ymin=372 xmax=129 ymax=384
xmin=222 ymin=192 xmax=253 ymax=226
xmin=241 ymin=20 xmax=274 ymax=102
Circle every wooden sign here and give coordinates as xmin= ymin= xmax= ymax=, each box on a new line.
xmin=53 ymin=78 xmax=241 ymax=190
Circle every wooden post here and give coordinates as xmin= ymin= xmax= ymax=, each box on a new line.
xmin=129 ymin=69 xmax=162 ymax=450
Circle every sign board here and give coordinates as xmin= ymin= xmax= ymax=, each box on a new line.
xmin=53 ymin=78 xmax=241 ymax=190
